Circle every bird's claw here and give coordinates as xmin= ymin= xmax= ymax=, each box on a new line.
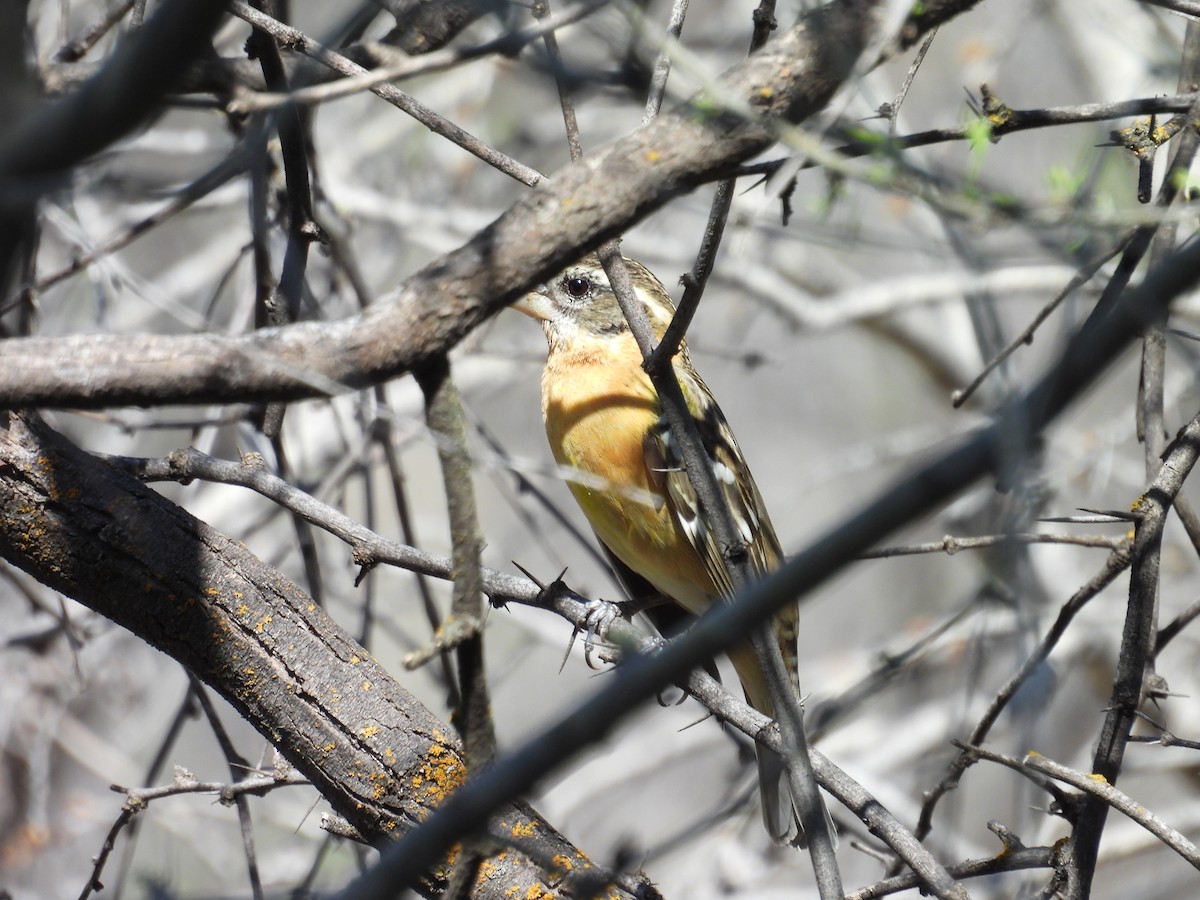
xmin=584 ymin=597 xmax=622 ymax=641
xmin=578 ymin=598 xmax=623 ymax=669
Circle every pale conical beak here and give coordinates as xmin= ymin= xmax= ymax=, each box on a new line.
xmin=511 ymin=286 xmax=552 ymax=321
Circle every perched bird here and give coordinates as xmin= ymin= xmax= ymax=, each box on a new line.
xmin=514 ymin=254 xmax=806 ymax=846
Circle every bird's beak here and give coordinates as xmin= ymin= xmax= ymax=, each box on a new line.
xmin=512 ymin=285 xmax=552 ymax=321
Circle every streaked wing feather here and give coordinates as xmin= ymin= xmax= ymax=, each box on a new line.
xmin=647 ymin=357 xmax=799 ymax=693
xmin=651 ymin=359 xmax=784 ymax=582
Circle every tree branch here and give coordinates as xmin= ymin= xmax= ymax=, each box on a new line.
xmin=0 ymin=412 xmax=650 ymax=900
xmin=0 ymin=0 xmax=918 ymax=410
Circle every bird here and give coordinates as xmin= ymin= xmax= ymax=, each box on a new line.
xmin=513 ymin=254 xmax=808 ymax=846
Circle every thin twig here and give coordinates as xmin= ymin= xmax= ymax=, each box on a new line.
xmin=884 ymin=27 xmax=938 ymax=134
xmin=188 ymin=676 xmax=266 ymax=900
xmin=808 ymin=594 xmax=981 ymax=734
xmin=646 ymin=180 xmax=733 ymax=371
xmin=1140 ymin=0 xmax=1200 ymax=19
xmin=861 ymin=531 xmax=1127 ymax=558
xmin=952 ymin=234 xmax=1133 ymax=408
xmin=1025 ymin=752 xmax=1200 ymax=869
xmin=246 ymin=0 xmax=320 ymax=439
xmin=640 ymin=0 xmax=690 ymax=126
xmin=951 ymin=741 xmax=1074 ymax=809
xmin=1157 ymin=592 xmax=1200 ymax=651
xmin=79 ymin=766 xmax=308 ymax=900
xmin=728 ymin=93 xmax=1200 ymax=183
xmin=113 ymin=769 xmax=309 ymax=803
xmin=912 ymin=539 xmax=1134 ymax=843
xmin=844 ymin=847 xmax=1056 ymax=900
xmin=226 ymin=3 xmax=606 ymax=116
xmin=53 ymin=0 xmax=136 ymax=63
xmin=1066 ymin=90 xmax=1200 ymax=898
xmin=226 ymin=1 xmax=544 ymax=186
xmin=9 ymin=140 xmax=255 ymax=304
xmin=1129 ymin=712 xmax=1200 ymax=750
xmin=418 ymin=362 xmax=495 ymax=762
xmin=537 ymin=0 xmax=585 ymax=162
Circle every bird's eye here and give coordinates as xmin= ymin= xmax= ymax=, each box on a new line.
xmin=563 ymin=275 xmax=592 ymax=299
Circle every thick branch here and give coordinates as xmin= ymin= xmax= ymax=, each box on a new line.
xmin=0 ymin=412 xmax=649 ymax=900
xmin=0 ymin=0 xmax=226 ymax=181
xmin=339 ymin=192 xmax=1200 ymax=896
xmin=0 ymin=0 xmax=923 ymax=409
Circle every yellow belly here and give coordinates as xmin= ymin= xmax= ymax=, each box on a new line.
xmin=542 ymin=349 xmax=715 ymax=613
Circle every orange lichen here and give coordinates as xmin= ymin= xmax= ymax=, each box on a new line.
xmin=366 ymin=770 xmax=393 ymax=800
xmin=510 ymin=819 xmax=537 ymax=839
xmin=475 ymin=859 xmax=499 ymax=882
xmin=411 ymin=741 xmax=467 ymax=805
xmin=430 ymin=841 xmax=462 ymax=880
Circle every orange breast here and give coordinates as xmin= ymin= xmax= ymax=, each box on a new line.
xmin=541 ymin=343 xmax=715 ymax=612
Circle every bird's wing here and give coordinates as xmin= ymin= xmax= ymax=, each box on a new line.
xmin=644 ymin=359 xmax=798 ymax=687
xmin=644 ymin=360 xmax=784 ymax=587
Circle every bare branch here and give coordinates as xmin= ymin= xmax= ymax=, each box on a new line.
xmin=1025 ymin=753 xmax=1200 ymax=870
xmin=0 ymin=0 xmax=898 ymax=409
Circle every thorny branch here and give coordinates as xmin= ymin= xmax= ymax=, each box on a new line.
xmin=9 ymin=1 xmax=1200 ymax=898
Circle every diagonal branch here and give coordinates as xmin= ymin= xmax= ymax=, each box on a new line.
xmin=337 ymin=177 xmax=1200 ymax=897
xmin=0 ymin=0 xmax=968 ymax=410
xmin=0 ymin=411 xmax=651 ymax=900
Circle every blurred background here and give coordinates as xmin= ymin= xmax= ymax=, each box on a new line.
xmin=3 ymin=0 xmax=1200 ymax=897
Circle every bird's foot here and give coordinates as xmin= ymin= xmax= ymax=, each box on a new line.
xmin=579 ymin=597 xmax=624 ymax=669
xmin=584 ymin=597 xmax=623 ymax=640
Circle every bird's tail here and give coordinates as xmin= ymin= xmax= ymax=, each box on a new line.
xmin=727 ymin=634 xmax=833 ymax=848
xmin=754 ymin=737 xmax=803 ymax=846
